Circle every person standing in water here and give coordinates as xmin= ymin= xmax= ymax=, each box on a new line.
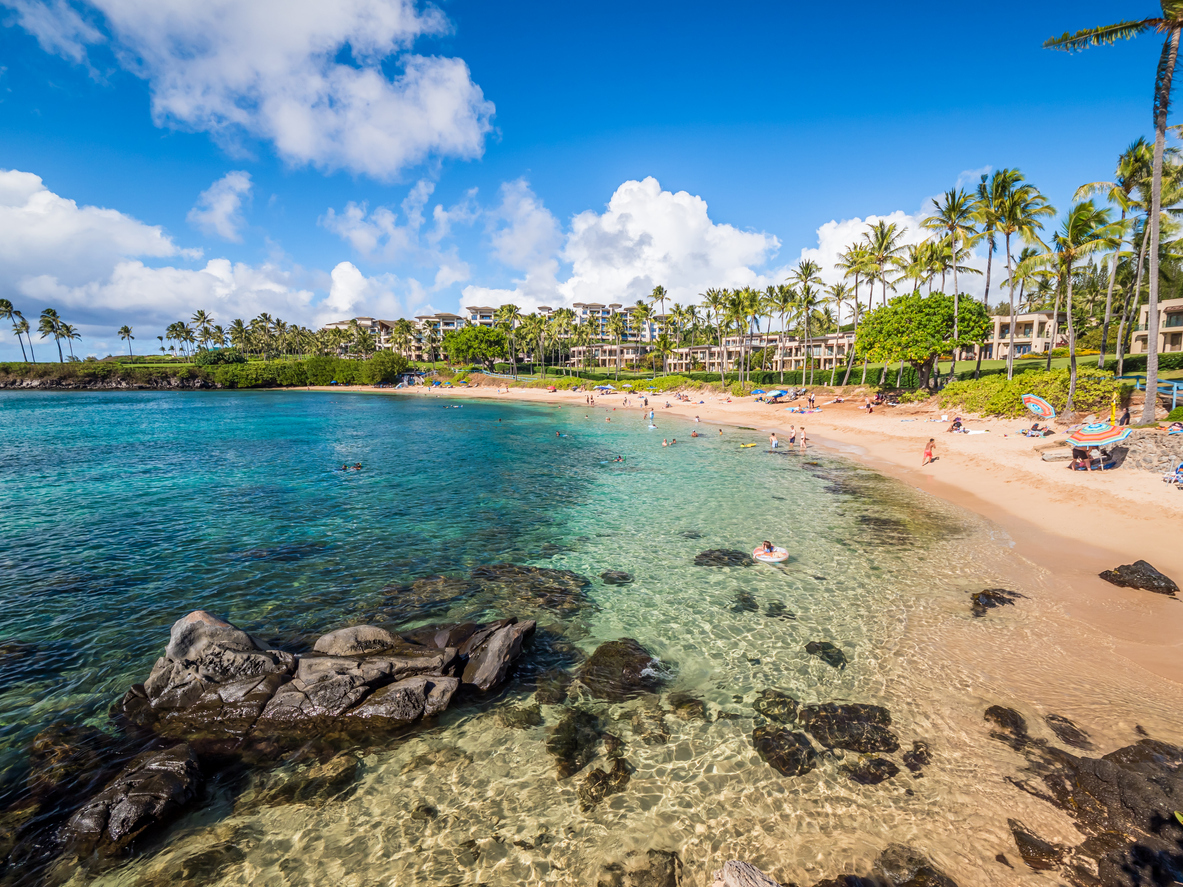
xmin=770 ymin=432 xmax=779 ymax=448
xmin=798 ymin=428 xmax=807 ymax=451
xmin=922 ymin=438 xmax=935 ymax=466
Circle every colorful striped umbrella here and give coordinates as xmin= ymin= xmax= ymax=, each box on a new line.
xmin=1021 ymin=394 xmax=1056 ymax=419
xmin=1065 ymin=423 xmax=1132 ymax=447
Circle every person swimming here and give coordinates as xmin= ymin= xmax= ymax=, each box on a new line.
xmin=760 ymin=540 xmax=774 ymax=554
xmin=353 ymin=463 xmax=363 ymax=470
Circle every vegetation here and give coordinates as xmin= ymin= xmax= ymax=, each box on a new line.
xmin=938 ymin=367 xmax=1124 ymax=418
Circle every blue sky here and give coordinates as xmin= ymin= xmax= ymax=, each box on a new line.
xmin=0 ymin=0 xmax=1165 ymax=358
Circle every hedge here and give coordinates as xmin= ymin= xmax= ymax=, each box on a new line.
xmin=1111 ymin=352 xmax=1183 ymax=374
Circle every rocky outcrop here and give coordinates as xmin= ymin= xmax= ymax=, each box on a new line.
xmin=123 ymin=611 xmax=534 ymax=747
xmin=711 ymin=860 xmax=783 ymax=887
xmin=1099 ymin=560 xmax=1179 ymax=595
xmin=988 ymin=706 xmax=1183 ymax=886
xmin=600 ymin=571 xmax=634 ymax=585
xmin=715 ymin=844 xmax=959 ymax=887
xmin=597 ymin=849 xmax=682 ymax=887
xmin=60 ymin=744 xmax=201 ymax=859
xmin=577 ymin=639 xmax=667 ymax=701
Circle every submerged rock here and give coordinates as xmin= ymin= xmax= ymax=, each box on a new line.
xmin=62 ymin=743 xmax=201 ymax=859
xmin=497 ymin=703 xmax=543 ymax=730
xmin=983 ymin=705 xmax=1037 ymax=750
xmin=578 ymin=639 xmax=666 ymax=701
xmin=578 ymin=757 xmax=632 ymax=810
xmin=695 ymin=549 xmax=755 ymax=567
xmin=27 ymin=724 xmax=122 ymax=801
xmin=1099 ymin=560 xmax=1179 ymax=595
xmin=753 ymin=689 xmax=798 ymax=724
xmin=1007 ymin=819 xmax=1064 ymax=871
xmin=597 ymin=848 xmax=683 ymax=887
xmin=844 ymin=756 xmax=899 ymax=785
xmin=798 ymin=703 xmax=899 ymax=754
xmin=1044 ymin=714 xmax=1092 ymax=750
xmin=969 ymin=588 xmax=1024 ymax=617
xmin=902 ymin=740 xmax=932 ymax=774
xmin=805 ymin=641 xmax=848 ymax=669
xmin=631 ymin=699 xmax=671 ymax=745
xmin=811 ymin=843 xmax=958 ymax=887
xmin=732 ymin=591 xmax=760 ymax=613
xmin=764 ymin=601 xmax=795 ymax=620
xmin=668 ymin=693 xmax=708 ymax=722
xmin=237 ymin=751 xmax=361 ymax=811
xmin=460 ymin=619 xmax=536 ymax=691
xmin=534 ymin=669 xmax=574 ymax=705
xmin=752 ymin=726 xmax=818 ymax=777
xmin=546 ymin=709 xmax=603 ymax=778
xmin=601 ymin=571 xmax=634 ymax=585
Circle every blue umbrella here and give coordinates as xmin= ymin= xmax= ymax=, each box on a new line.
xmin=751 ymin=389 xmax=766 ymax=395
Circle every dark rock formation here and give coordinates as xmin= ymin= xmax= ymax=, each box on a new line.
xmin=695 ymin=549 xmax=755 ymax=567
xmin=990 ymin=708 xmax=1183 ymax=886
xmin=753 ymin=689 xmax=798 ymax=724
xmin=1044 ymin=714 xmax=1092 ymax=750
xmin=983 ymin=705 xmax=1037 ymax=751
xmin=845 ymin=757 xmax=900 ymax=785
xmin=810 ymin=843 xmax=958 ymax=887
xmin=798 ymin=703 xmax=899 ymax=754
xmin=902 ymin=741 xmax=931 ymax=774
xmin=578 ymin=758 xmax=632 ymax=810
xmin=752 ymin=727 xmax=818 ymax=777
xmin=61 ymin=743 xmax=201 ymax=859
xmin=601 ymin=571 xmax=634 ymax=585
xmin=969 ymin=588 xmax=1024 ymax=617
xmin=597 ymin=848 xmax=683 ymax=887
xmin=27 ymin=724 xmax=122 ymax=801
xmin=236 ymin=751 xmax=361 ymax=811
xmin=1100 ymin=560 xmax=1178 ymax=595
xmin=547 ymin=709 xmax=603 ymax=777
xmin=534 ymin=669 xmax=574 ymax=705
xmin=764 ymin=601 xmax=795 ymax=620
xmin=578 ymin=639 xmax=666 ymax=701
xmin=1007 ymin=819 xmax=1064 ymax=871
xmin=380 ymin=563 xmax=592 ymax=623
xmin=122 ymin=611 xmax=534 ymax=749
xmin=805 ymin=641 xmax=848 ymax=669
xmin=631 ymin=699 xmax=671 ymax=745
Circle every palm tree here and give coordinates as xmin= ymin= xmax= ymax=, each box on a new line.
xmin=60 ymin=323 xmax=81 ymax=360
xmin=996 ymin=181 xmax=1055 ymax=378
xmin=701 ymin=288 xmax=729 ymax=386
xmin=769 ymin=284 xmax=795 ymax=383
xmin=11 ymin=314 xmax=31 ymax=362
xmin=606 ymin=312 xmax=626 ymax=381
xmin=789 ymin=260 xmax=824 ymax=385
xmin=494 ymin=304 xmax=521 ymax=378
xmin=631 ymin=301 xmax=654 ymax=376
xmin=1076 ymin=139 xmax=1154 ymax=368
xmin=825 ymin=282 xmax=852 ymax=385
xmin=191 ymin=310 xmax=213 ymax=350
xmin=39 ymin=309 xmax=64 ymax=363
xmin=1027 ymin=201 xmax=1121 ymax=411
xmin=653 ymin=332 xmax=676 ymax=377
xmin=1 ymin=301 xmax=29 ymax=362
xmin=648 ymin=285 xmax=668 ymax=322
xmin=971 ymin=169 xmax=1024 ymax=377
xmin=1046 ymin=6 xmax=1183 ymax=420
xmin=228 ymin=319 xmax=249 ymax=355
xmin=862 ymin=221 xmax=906 ymax=307
xmin=113 ymin=324 xmax=133 ymax=357
xmin=922 ymin=189 xmax=980 ymax=381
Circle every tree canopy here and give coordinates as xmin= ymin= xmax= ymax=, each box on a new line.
xmin=855 ymin=291 xmax=991 ymax=389
xmin=442 ymin=325 xmax=507 ymax=370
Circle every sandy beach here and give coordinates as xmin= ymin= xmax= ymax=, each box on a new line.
xmin=307 ymin=380 xmax=1183 ymax=688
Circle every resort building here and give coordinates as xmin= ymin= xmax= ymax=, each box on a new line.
xmin=972 ymin=311 xmax=1065 ymax=360
xmin=568 ymin=342 xmax=649 ymax=369
xmin=466 ymin=306 xmax=496 ymax=327
xmin=1131 ymin=298 xmax=1183 ymax=353
xmin=321 ymin=317 xmax=397 ymax=349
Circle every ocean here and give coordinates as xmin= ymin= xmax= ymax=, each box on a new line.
xmin=1 ymin=390 xmax=1179 ymax=886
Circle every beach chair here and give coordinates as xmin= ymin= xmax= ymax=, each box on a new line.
xmin=1164 ymin=462 xmax=1183 ymax=485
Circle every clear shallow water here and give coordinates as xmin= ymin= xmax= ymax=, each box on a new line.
xmin=2 ymin=391 xmax=1181 ymax=887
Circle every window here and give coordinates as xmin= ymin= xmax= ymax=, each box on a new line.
xmin=1165 ymin=314 xmax=1183 ymax=328
xmin=1000 ymin=324 xmax=1010 ymax=337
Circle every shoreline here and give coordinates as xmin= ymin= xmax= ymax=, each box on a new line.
xmin=300 ymin=380 xmax=1183 ymax=687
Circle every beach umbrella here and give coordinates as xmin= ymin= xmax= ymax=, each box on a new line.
xmin=751 ymin=389 xmax=766 ymax=395
xmin=1021 ymin=394 xmax=1056 ymax=419
xmin=1065 ymin=423 xmax=1132 ymax=448
xmin=769 ymin=389 xmax=787 ymax=397
xmin=622 ymin=383 xmax=633 ymax=388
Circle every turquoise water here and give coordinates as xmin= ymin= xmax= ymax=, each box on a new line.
xmin=2 ymin=390 xmax=1181 ymax=887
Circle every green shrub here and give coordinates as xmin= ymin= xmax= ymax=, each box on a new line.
xmin=1117 ymin=352 xmax=1183 ymax=373
xmin=195 ymin=348 xmax=247 ymax=366
xmin=362 ymin=350 xmax=409 ymax=384
xmin=212 ymin=361 xmax=309 ymax=388
xmin=939 ymin=367 xmax=1120 ymax=418
xmin=1168 ymin=406 xmax=1183 ymax=421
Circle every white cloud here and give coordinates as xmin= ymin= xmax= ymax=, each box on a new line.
xmin=7 ymin=0 xmax=494 ymax=178
xmin=558 ymin=177 xmax=781 ymax=307
xmin=187 ymin=170 xmax=252 ymax=241
xmin=488 ymin=178 xmax=561 ymax=274
xmin=320 ymin=260 xmax=423 ymax=325
xmin=0 ymin=168 xmax=187 ymax=290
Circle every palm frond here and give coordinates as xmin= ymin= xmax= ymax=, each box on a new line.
xmin=1044 ymin=19 xmax=1156 ymax=51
